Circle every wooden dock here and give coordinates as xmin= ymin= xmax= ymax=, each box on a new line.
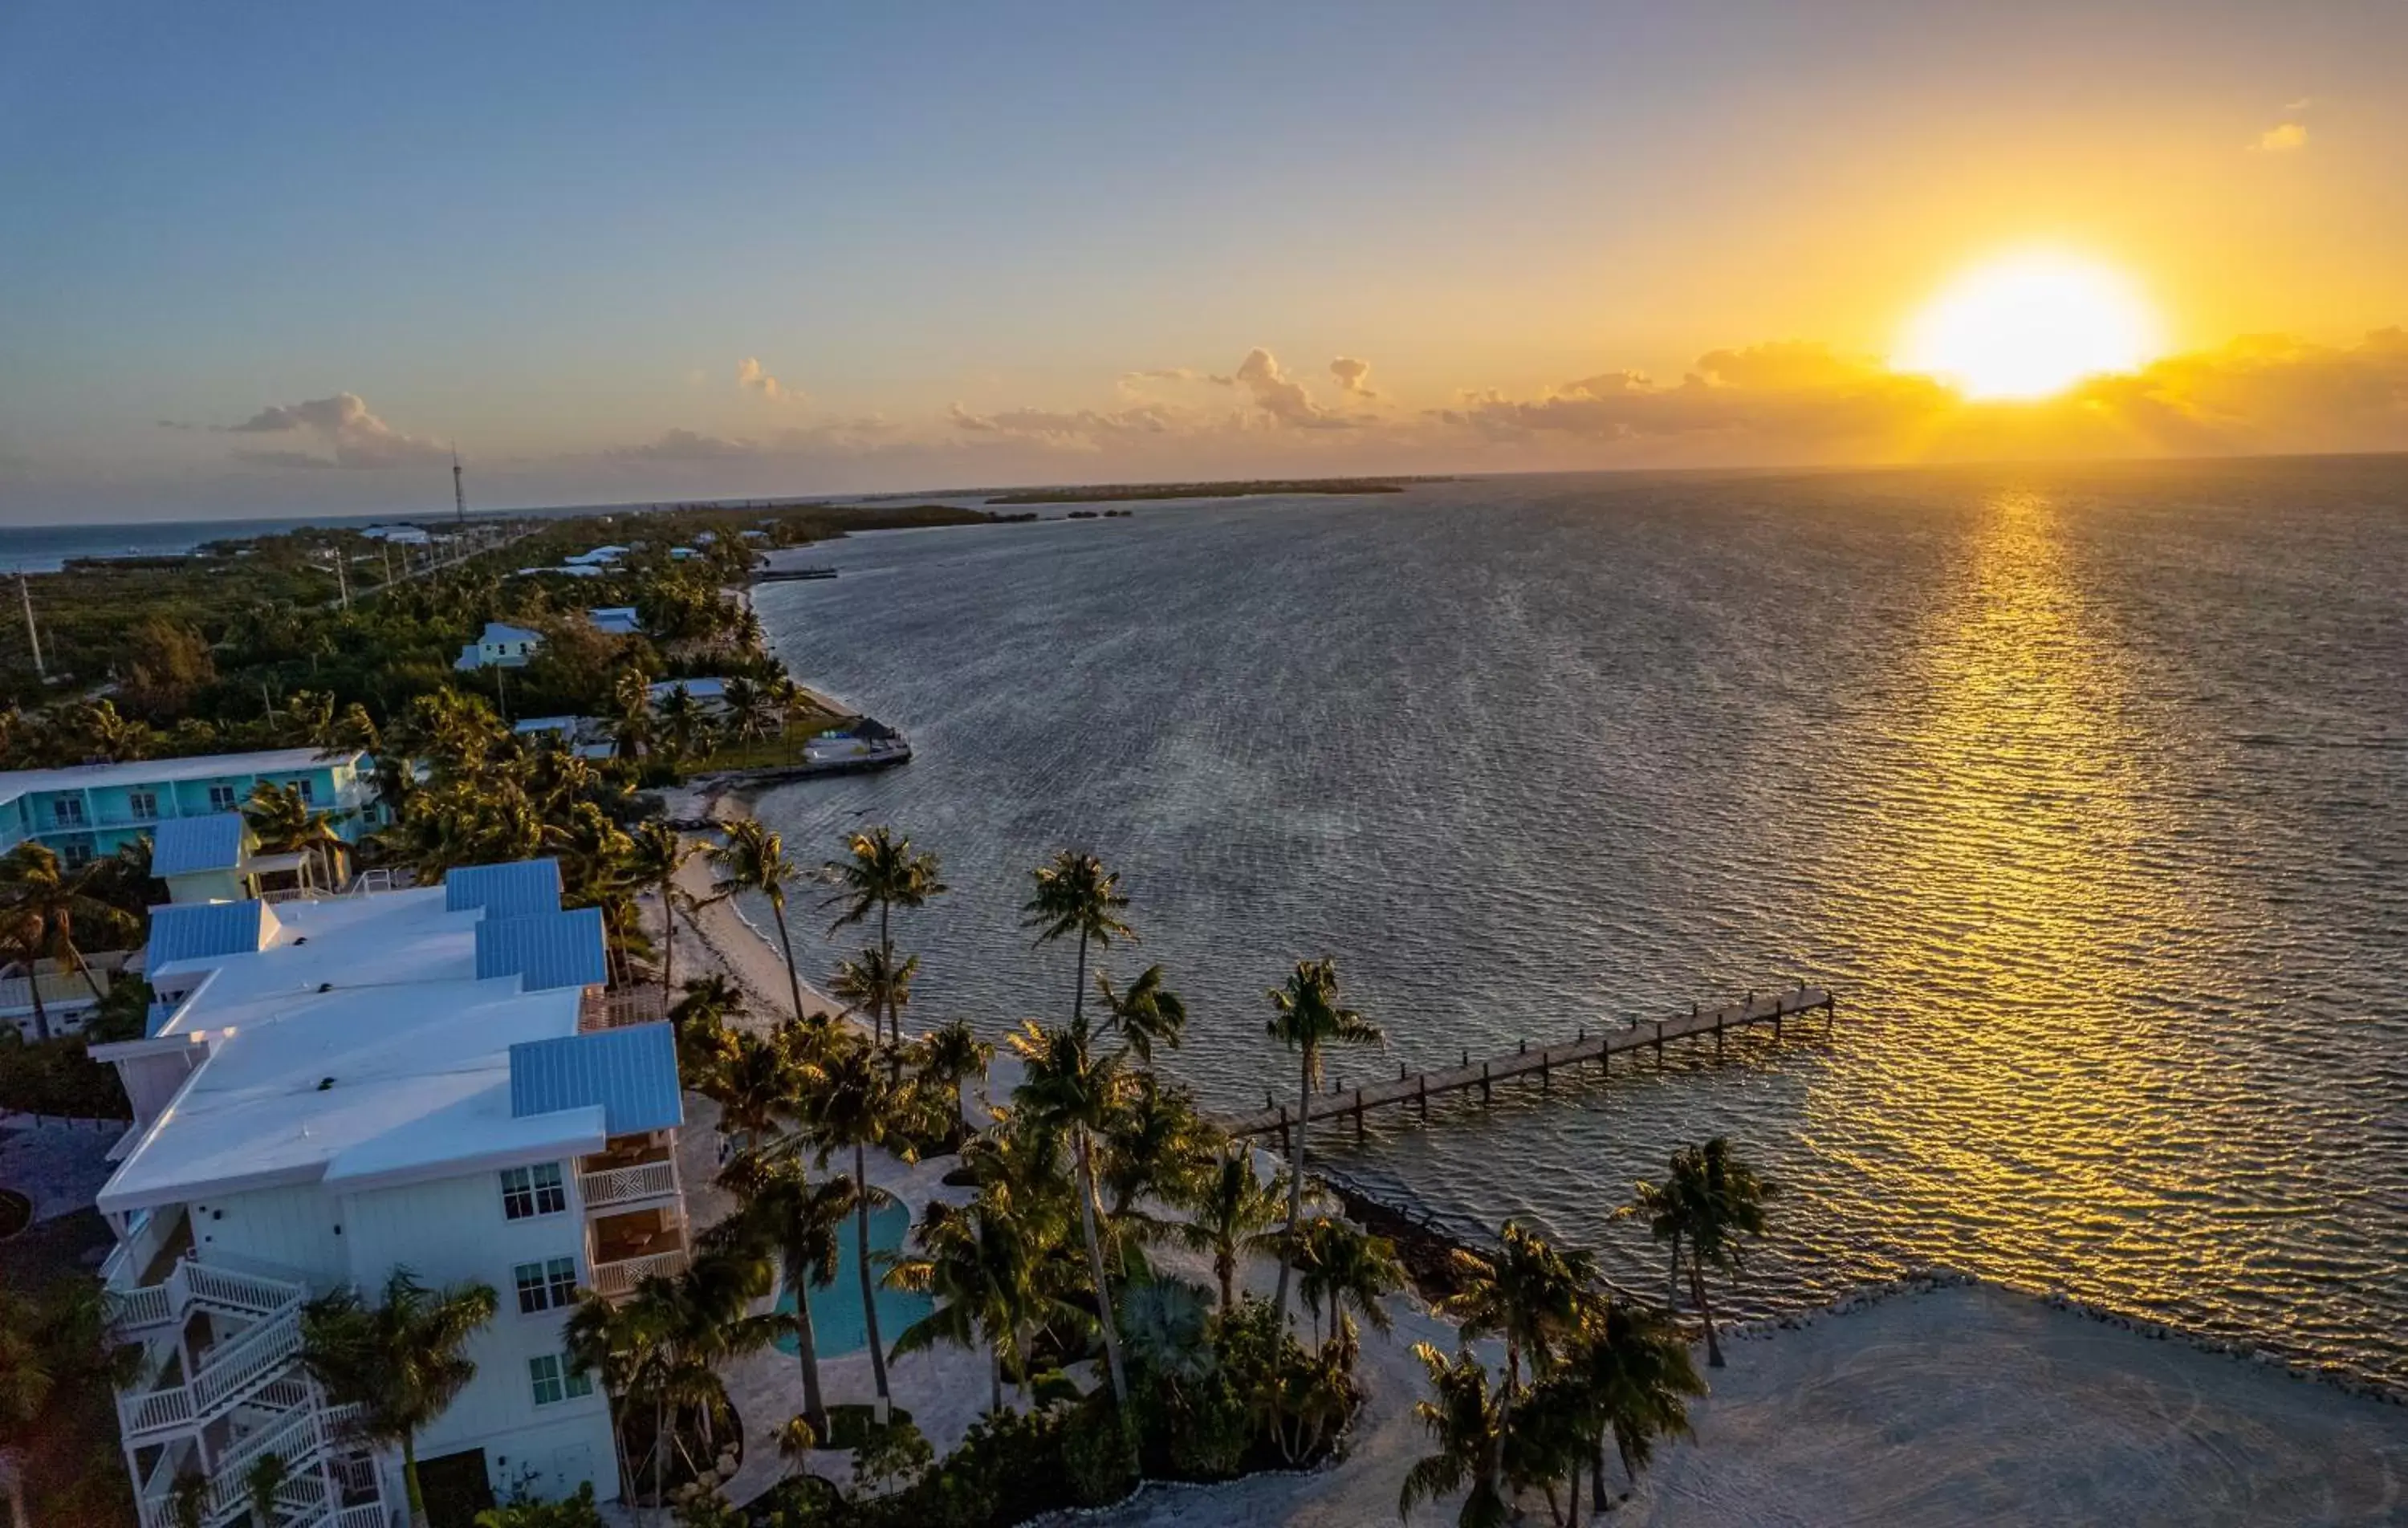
xmin=1219 ymin=985 xmax=1834 ymax=1143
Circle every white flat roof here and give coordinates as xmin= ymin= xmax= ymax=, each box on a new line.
xmin=105 ymin=887 xmax=592 ymax=1212
xmin=0 ymin=748 xmax=362 ymax=809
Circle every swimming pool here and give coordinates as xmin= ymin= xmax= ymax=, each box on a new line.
xmin=772 ymin=1201 xmax=932 ymax=1357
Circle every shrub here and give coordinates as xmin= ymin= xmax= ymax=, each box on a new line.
xmin=474 ymin=1483 xmax=605 ymax=1528
xmin=1060 ymin=1396 xmax=1139 ymax=1508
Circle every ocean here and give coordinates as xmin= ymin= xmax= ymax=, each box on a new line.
xmin=743 ymin=458 xmax=2408 ymax=1386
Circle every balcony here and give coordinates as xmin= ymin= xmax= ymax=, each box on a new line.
xmin=589 ymin=1209 xmax=689 ymax=1298
xmin=580 ymin=1155 xmax=679 ymax=1213
xmin=580 ymin=985 xmax=669 ymax=1032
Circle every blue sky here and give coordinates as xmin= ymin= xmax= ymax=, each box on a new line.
xmin=3 ymin=2 xmax=2404 ymax=520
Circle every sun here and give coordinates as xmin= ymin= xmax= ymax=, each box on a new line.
xmin=1897 ymin=250 xmax=2161 ymax=400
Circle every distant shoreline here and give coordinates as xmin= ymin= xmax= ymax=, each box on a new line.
xmin=982 ymin=475 xmax=1447 ymax=506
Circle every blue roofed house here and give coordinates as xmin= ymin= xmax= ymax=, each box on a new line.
xmin=586 ymin=607 xmax=642 ymax=637
xmin=0 ymin=747 xmax=375 ymax=871
xmin=87 ymin=855 xmax=683 ymax=1519
xmin=457 ymin=620 xmax=545 ymax=671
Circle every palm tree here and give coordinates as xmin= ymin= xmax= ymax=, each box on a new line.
xmin=655 ymin=685 xmax=708 ymax=762
xmin=828 ymin=946 xmax=917 ymax=1042
xmin=913 ymin=1018 xmax=994 ymax=1148
xmin=708 ymin=819 xmax=809 ymax=1027
xmin=1174 ymin=1147 xmax=1288 ymax=1311
xmin=563 ymin=1289 xmax=659 ymax=1523
xmin=1400 ymin=1343 xmax=1510 ymax=1528
xmin=608 ymin=1254 xmax=776 ymax=1517
xmin=821 ymin=827 xmax=946 ymax=1048
xmin=1007 ymin=1014 xmax=1132 ymax=1408
xmin=698 ymin=1026 xmax=795 ymax=1156
xmin=1442 ymin=1221 xmax=1593 ymax=1424
xmin=1633 ymin=1138 xmax=1774 ymax=1367
xmin=1288 ymin=1213 xmax=1405 ymax=1356
xmin=1093 ymin=962 xmax=1186 ymax=1063
xmin=300 ymin=1269 xmax=498 ymax=1528
xmin=712 ymin=1147 xmax=850 ymax=1439
xmin=887 ymin=1195 xmax=1068 ymax=1416
xmin=798 ymin=1037 xmax=921 ymax=1420
xmin=0 ymin=842 xmax=136 ymax=1026
xmin=669 ymin=973 xmax=744 ymax=1072
xmin=1100 ymin=1073 xmax=1212 ymax=1220
xmin=608 ymin=668 xmax=657 ymax=762
xmin=242 ymin=780 xmax=354 ymax=888
xmin=0 ymin=1286 xmax=52 ymax=1528
xmin=1559 ymin=1297 xmax=1703 ymax=1505
xmin=244 ymin=1450 xmax=291 ymax=1528
xmin=1263 ymin=957 xmax=1383 ymax=1325
xmin=625 ymin=820 xmax=695 ymax=1004
xmin=1021 ymin=850 xmax=1132 ymax=1034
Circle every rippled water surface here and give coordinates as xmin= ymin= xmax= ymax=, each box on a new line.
xmin=748 ymin=461 xmax=2408 ymax=1384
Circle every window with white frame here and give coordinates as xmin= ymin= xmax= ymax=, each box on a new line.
xmin=500 ymin=1162 xmax=567 ymax=1220
xmin=513 ymin=1256 xmax=580 ymax=1315
xmin=51 ymin=798 xmax=86 ymax=826
xmin=208 ymin=785 xmax=238 ymax=811
xmin=527 ymin=1353 xmax=593 ymax=1407
xmin=128 ymin=790 xmax=159 ymax=820
xmin=295 ymin=778 xmax=315 ymax=803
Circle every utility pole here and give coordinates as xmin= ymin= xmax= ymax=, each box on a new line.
xmin=453 ymin=445 xmax=467 ymax=528
xmin=329 ymin=550 xmax=351 ymax=611
xmin=17 ymin=569 xmax=44 ymax=681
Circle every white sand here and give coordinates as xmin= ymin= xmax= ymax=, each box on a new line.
xmin=1085 ymin=1280 xmax=2408 ymax=1528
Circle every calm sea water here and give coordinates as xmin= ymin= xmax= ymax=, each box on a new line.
xmin=746 ymin=460 xmax=2408 ymax=1385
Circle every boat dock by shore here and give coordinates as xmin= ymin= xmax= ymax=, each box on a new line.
xmin=1220 ymin=984 xmax=1835 ymax=1143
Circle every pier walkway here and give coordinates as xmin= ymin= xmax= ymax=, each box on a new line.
xmin=1219 ymin=985 xmax=1834 ymax=1143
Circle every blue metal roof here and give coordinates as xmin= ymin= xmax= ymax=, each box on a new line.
xmin=150 ymin=814 xmax=248 ymax=877
xmin=443 ymin=859 xmax=563 ymax=918
xmin=475 ymin=907 xmax=609 ymax=990
xmin=145 ymin=899 xmax=270 ymax=969
xmin=509 ymin=1022 xmax=683 ymax=1135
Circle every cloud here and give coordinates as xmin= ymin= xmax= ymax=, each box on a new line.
xmin=2254 ymin=121 xmax=2308 ymax=152
xmin=738 ymin=356 xmax=790 ymax=401
xmin=223 ymin=392 xmax=447 ymax=469
xmin=611 ymin=428 xmax=759 ymax=461
xmin=1330 ymin=356 xmax=1375 ymax=396
xmin=947 ymin=400 xmax=1189 ymax=452
xmin=1119 ymin=367 xmax=1203 ymax=386
xmin=1216 ymin=347 xmax=1353 ymax=429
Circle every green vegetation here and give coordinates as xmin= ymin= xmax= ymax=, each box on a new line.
xmin=982 ymin=477 xmax=1443 ymax=505
xmin=300 ymin=1267 xmax=502 ymax=1526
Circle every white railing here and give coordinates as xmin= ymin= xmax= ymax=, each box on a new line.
xmin=580 ymin=986 xmax=669 ymax=1031
xmin=259 ymin=886 xmax=327 ymax=906
xmin=334 ymin=1504 xmax=392 ymax=1528
xmin=579 ymin=1160 xmax=678 ymax=1211
xmin=182 ymin=1260 xmax=303 ymax=1317
xmin=117 ymin=1298 xmax=303 ymax=1441
xmin=589 ymin=1246 xmax=690 ymax=1298
xmin=109 ymin=1281 xmax=173 ymax=1331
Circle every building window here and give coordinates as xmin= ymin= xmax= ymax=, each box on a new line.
xmin=500 ymin=1163 xmax=567 ymax=1220
xmin=208 ymin=785 xmax=238 ymax=811
xmin=128 ymin=791 xmax=159 ymax=820
xmin=528 ymin=1353 xmax=592 ymax=1407
xmin=51 ymin=799 xmax=86 ymax=827
xmin=513 ymin=1256 xmax=580 ymax=1315
xmin=295 ymin=778 xmax=315 ymax=804
xmin=63 ymin=841 xmax=93 ymax=870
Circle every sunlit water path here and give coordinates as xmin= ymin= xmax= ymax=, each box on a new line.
xmin=746 ymin=461 xmax=2408 ymax=1384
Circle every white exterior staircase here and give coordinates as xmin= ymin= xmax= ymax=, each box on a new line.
xmin=112 ymin=1259 xmax=393 ymax=1528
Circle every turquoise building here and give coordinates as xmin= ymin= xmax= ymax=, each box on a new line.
xmin=0 ymin=748 xmax=376 ymax=868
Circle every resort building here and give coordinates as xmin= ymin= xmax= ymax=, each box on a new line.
xmin=90 ymin=858 xmax=683 ymax=1526
xmin=455 ymin=621 xmax=545 ymax=671
xmin=0 ymin=749 xmax=376 ymax=868
xmin=645 ymin=677 xmax=728 ymax=712
xmin=586 ymin=606 xmax=643 ymax=636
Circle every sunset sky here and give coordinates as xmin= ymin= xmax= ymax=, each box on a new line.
xmin=3 ymin=2 xmax=2405 ymax=520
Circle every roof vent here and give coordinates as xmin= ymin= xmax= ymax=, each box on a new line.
xmin=317 ymin=1077 xmax=336 ymax=1091
xmin=318 ymin=982 xmax=334 ymax=994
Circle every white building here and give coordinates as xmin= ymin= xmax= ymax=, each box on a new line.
xmin=91 ymin=860 xmax=685 ymax=1527
xmin=586 ymin=607 xmax=642 ymax=637
xmin=455 ymin=621 xmax=544 ymax=671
